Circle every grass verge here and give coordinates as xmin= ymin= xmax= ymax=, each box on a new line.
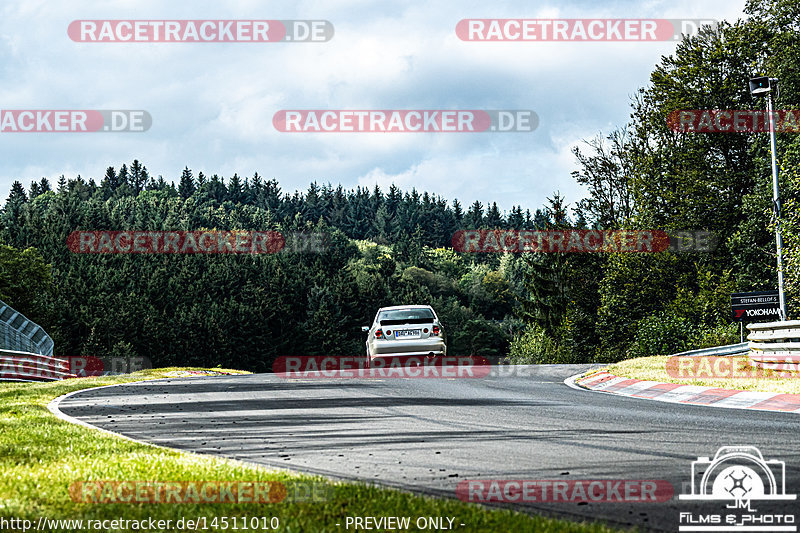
xmin=606 ymin=356 xmax=800 ymax=394
xmin=1 ymin=368 xmax=627 ymax=533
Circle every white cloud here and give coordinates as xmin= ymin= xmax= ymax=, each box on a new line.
xmin=0 ymin=0 xmax=747 ymax=214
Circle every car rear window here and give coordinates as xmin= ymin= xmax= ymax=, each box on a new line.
xmin=378 ymin=308 xmax=435 ymax=325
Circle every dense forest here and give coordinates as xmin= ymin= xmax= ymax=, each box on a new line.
xmin=1 ymin=0 xmax=799 ymax=371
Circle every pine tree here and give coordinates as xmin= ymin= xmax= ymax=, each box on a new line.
xmin=508 ymin=206 xmax=524 ymax=229
xmin=325 ymin=185 xmax=347 ymax=228
xmin=485 ymin=202 xmax=504 ymax=228
xmin=130 ymin=160 xmax=148 ymax=193
xmin=464 ymin=201 xmax=484 ymax=229
xmin=519 ymin=194 xmax=572 ymax=334
xmin=2 ymin=182 xmax=28 ymax=241
xmin=152 ymin=175 xmax=168 ymax=190
xmin=373 ymin=204 xmax=395 ymax=242
xmin=407 ymin=224 xmax=425 ymax=266
xmin=533 ymin=208 xmax=548 ymax=229
xmin=371 ymin=184 xmax=383 ymax=214
xmin=178 ymin=167 xmax=196 ymax=199
xmin=209 ymin=174 xmax=226 ymax=203
xmin=304 ymin=182 xmax=321 ymax=221
xmin=117 ymin=165 xmax=129 ymax=194
xmin=345 ymin=188 xmax=371 ymax=239
xmin=250 ymin=172 xmax=263 ymax=202
xmin=263 ymin=179 xmax=281 ymax=211
xmin=242 ymin=175 xmax=253 ymax=204
xmin=7 ymin=181 xmax=27 ymax=206
xmin=452 ymin=199 xmax=463 ymax=226
xmin=101 ymin=167 xmax=119 ymax=196
xmin=29 ymin=181 xmax=42 ymax=199
xmin=386 ymin=184 xmax=402 ymax=216
xmin=227 ymin=173 xmax=243 ymax=203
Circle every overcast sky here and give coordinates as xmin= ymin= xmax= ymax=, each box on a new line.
xmin=0 ymin=0 xmax=747 ymax=214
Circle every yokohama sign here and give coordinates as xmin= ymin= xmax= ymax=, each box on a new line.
xmin=731 ymin=291 xmax=780 ymax=322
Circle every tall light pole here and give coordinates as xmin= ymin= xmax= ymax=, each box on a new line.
xmin=749 ymin=76 xmax=788 ymax=321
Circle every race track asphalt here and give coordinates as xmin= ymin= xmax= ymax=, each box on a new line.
xmin=57 ymin=365 xmax=800 ymax=532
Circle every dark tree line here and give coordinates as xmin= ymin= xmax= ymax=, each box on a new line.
xmin=3 ymin=0 xmax=799 ymax=369
xmin=21 ymin=161 xmax=545 ymax=250
xmin=2 ymin=170 xmax=551 ymax=370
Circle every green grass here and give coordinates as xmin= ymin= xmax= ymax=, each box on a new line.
xmin=606 ymin=356 xmax=800 ymax=394
xmin=0 ymin=368 xmax=627 ymax=532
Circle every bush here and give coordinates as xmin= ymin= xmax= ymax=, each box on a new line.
xmin=626 ymin=311 xmax=697 ymax=359
xmin=507 ymin=323 xmax=576 ymax=364
xmin=689 ymin=322 xmax=740 ymax=349
xmin=432 ymin=297 xmax=511 ymax=358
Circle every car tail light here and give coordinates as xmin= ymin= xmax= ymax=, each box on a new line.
xmin=385 ymin=330 xmax=392 ymax=336
xmin=375 ymin=329 xmax=383 ymax=338
xmin=432 ymin=326 xmax=440 ymax=336
xmin=423 ymin=328 xmax=429 ymax=334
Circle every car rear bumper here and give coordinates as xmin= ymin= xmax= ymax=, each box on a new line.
xmin=370 ymin=338 xmax=446 ymax=358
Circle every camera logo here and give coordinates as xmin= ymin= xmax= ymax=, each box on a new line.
xmin=680 ymin=446 xmax=794 ymax=502
xmin=678 ymin=446 xmax=795 ymax=532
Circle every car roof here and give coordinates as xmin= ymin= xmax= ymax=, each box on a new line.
xmin=378 ymin=305 xmax=434 ymax=311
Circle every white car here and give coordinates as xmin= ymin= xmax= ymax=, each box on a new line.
xmin=362 ymin=305 xmax=446 ymax=365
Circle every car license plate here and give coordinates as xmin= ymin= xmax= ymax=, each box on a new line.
xmin=395 ymin=329 xmax=421 ymax=338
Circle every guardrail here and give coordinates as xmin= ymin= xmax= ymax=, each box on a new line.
xmin=0 ymin=299 xmax=54 ymax=356
xmin=0 ymin=348 xmax=75 ymax=382
xmin=671 ymin=342 xmax=750 ymax=358
xmin=0 ymin=299 xmax=71 ymax=382
xmin=747 ymin=320 xmax=800 ymax=368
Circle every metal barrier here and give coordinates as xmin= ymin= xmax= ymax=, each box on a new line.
xmin=0 ymin=348 xmax=73 ymax=382
xmin=671 ymin=342 xmax=750 ymax=358
xmin=747 ymin=320 xmax=800 ymax=368
xmin=0 ymin=299 xmax=72 ymax=382
xmin=0 ymin=299 xmax=54 ymax=356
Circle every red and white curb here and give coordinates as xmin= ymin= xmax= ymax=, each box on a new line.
xmin=566 ymin=370 xmax=800 ymax=414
